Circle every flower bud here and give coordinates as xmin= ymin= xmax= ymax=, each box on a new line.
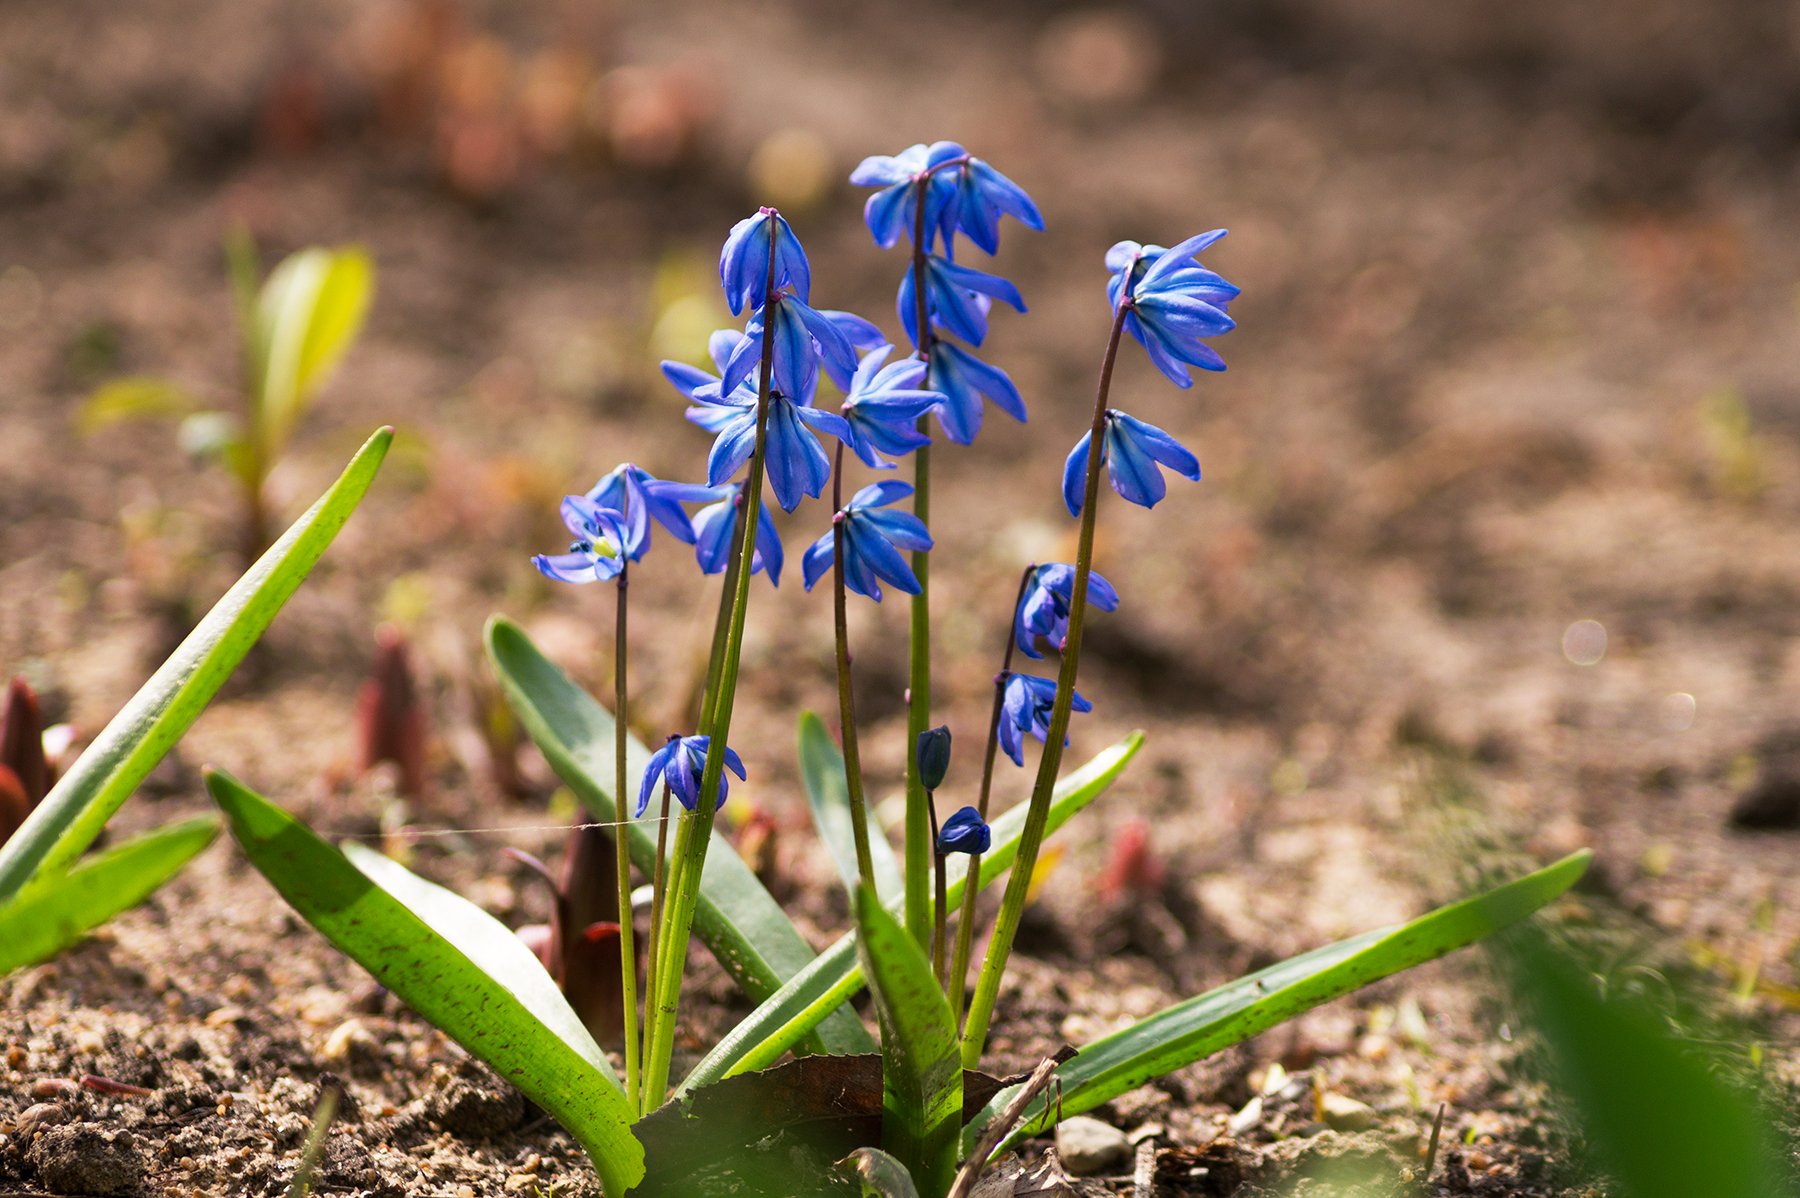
xmin=916 ymin=725 xmax=952 ymax=791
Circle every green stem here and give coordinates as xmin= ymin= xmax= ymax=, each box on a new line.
xmin=639 ymin=781 xmax=672 ymax=1113
xmin=612 ymin=563 xmax=640 ymax=1113
xmin=961 ymin=300 xmax=1131 ymax=1068
xmin=695 ymin=497 xmax=744 ymax=733
xmin=903 ymin=196 xmax=935 ymax=948
xmin=831 ymin=443 xmax=877 ymax=886
xmin=929 ymin=794 xmax=947 ymax=985
xmin=640 ymin=220 xmax=781 ymax=1106
xmin=949 ymin=565 xmax=1036 ymax=1025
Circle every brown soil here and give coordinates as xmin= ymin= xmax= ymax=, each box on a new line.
xmin=5 ymin=0 xmax=1800 ymax=1194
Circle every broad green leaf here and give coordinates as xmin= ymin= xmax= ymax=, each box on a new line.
xmin=839 ymin=1148 xmax=924 ymax=1198
xmin=1499 ymin=924 xmax=1793 ymax=1198
xmin=77 ymin=377 xmax=195 ymax=435
xmin=0 ymin=427 xmax=393 ymax=902
xmin=254 ymin=247 xmax=374 ymax=448
xmin=484 ymin=615 xmax=872 ymax=1056
xmin=207 ymin=769 xmax=644 ymax=1196
xmin=0 ymin=816 xmax=218 ymax=973
xmin=799 ymin=711 xmax=903 ymax=903
xmin=967 ymin=851 xmax=1593 ymax=1153
xmin=854 ymin=886 xmax=960 ymax=1195
xmin=680 ymin=733 xmax=1144 ymax=1094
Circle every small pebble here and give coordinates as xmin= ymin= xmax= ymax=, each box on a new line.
xmin=32 ymin=1077 xmax=79 ymax=1098
xmin=1055 ymin=1115 xmax=1130 ymax=1176
xmin=1320 ymin=1092 xmax=1376 ymax=1132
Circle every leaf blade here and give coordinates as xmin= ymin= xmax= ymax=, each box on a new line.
xmin=0 ymin=816 xmax=219 ymax=973
xmin=207 ymin=769 xmax=644 ymax=1196
xmin=799 ymin=711 xmax=903 ymax=903
xmin=967 ymin=850 xmax=1593 ymax=1152
xmin=0 ymin=427 xmax=393 ymax=902
xmin=255 ymin=246 xmax=374 ymax=447
xmin=483 ymin=615 xmax=872 ymax=1055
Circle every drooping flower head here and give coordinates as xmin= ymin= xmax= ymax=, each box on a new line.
xmin=691 ymin=481 xmax=784 ymax=586
xmin=927 ymin=340 xmax=1025 ymax=445
xmin=1063 ymin=409 xmax=1201 ymax=515
xmin=1108 ymin=231 xmax=1240 ymax=387
xmin=637 ymin=734 xmax=746 ymax=815
xmin=720 ymin=207 xmax=810 ymax=315
xmin=1015 ymin=564 xmax=1121 ymax=659
xmin=531 ymin=496 xmax=630 ymax=585
xmin=685 ymin=374 xmax=853 ymax=513
xmin=718 ymin=286 xmax=862 ymax=404
xmin=850 ymin=142 xmax=1043 ymax=255
xmin=936 ymin=806 xmax=990 ymax=856
xmin=899 ymin=254 xmax=1026 ymax=350
xmin=840 ymin=345 xmax=944 ymax=469
xmin=801 ymin=480 xmax=933 ymax=602
xmin=998 ymin=672 xmax=1092 ymax=767
xmin=585 ymin=463 xmax=716 ymax=560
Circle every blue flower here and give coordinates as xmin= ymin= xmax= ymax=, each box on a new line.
xmin=687 ymin=378 xmax=853 ymax=513
xmin=718 ymin=288 xmax=861 ymax=405
xmin=691 ymin=482 xmax=784 ymax=586
xmin=1063 ymin=409 xmax=1201 ymax=515
xmin=637 ymin=734 xmax=746 ymax=815
xmin=531 ymin=496 xmax=629 ymax=585
xmin=928 ymin=340 xmax=1025 ymax=445
xmin=720 ymin=208 xmax=810 ymax=316
xmin=801 ymin=480 xmax=933 ymax=602
xmin=898 ymin=255 xmax=1026 ymax=349
xmin=949 ymin=156 xmax=1043 ymax=255
xmin=849 ymin=141 xmax=964 ymax=250
xmin=1108 ymin=232 xmax=1240 ymax=387
xmin=1014 ymin=564 xmax=1121 ymax=659
xmin=840 ymin=346 xmax=943 ymax=468
xmin=584 ymin=463 xmax=716 ymax=560
xmin=936 ymin=806 xmax=990 ymax=856
xmin=999 ymin=672 xmax=1092 ymax=767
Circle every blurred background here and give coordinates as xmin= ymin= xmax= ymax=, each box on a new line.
xmin=4 ymin=0 xmax=1800 ymax=1189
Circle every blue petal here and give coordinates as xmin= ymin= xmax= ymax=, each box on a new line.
xmin=771 ymin=212 xmax=811 ymax=303
xmin=1062 ymin=430 xmax=1093 ymax=517
xmin=691 ymin=498 xmax=736 ymax=575
xmin=708 ymin=328 xmax=746 ymax=374
xmin=706 ymin=415 xmax=760 ymax=486
xmin=662 ymin=360 xmax=717 ymax=400
xmin=970 ymin=159 xmax=1043 ymax=230
xmin=801 ymin=530 xmax=836 ymax=592
xmin=862 ymin=183 xmax=911 ymax=248
xmin=1139 ymin=229 xmax=1228 ymax=291
xmin=755 ymin=500 xmax=784 ymax=586
xmin=763 ymin=399 xmax=831 ymax=512
xmin=858 ymin=508 xmax=932 ymax=553
xmin=720 ymin=213 xmax=772 ymax=316
xmin=1105 ymin=416 xmax=1168 ymax=508
xmin=1114 ymin=410 xmax=1200 ymax=480
xmin=848 ymin=522 xmax=923 ymax=595
xmin=850 ymin=478 xmax=914 ymax=510
xmin=637 ymin=739 xmax=677 ymax=817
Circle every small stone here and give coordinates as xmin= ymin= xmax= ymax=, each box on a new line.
xmin=1320 ymin=1092 xmax=1376 ymax=1132
xmin=13 ymin=1102 xmax=67 ymax=1138
xmin=25 ymin=1123 xmax=144 ymax=1195
xmin=31 ymin=1077 xmax=78 ymax=1098
xmin=321 ymin=1018 xmax=374 ymax=1064
xmin=1228 ymin=1094 xmax=1263 ymax=1135
xmin=1055 ymin=1115 xmax=1130 ymax=1175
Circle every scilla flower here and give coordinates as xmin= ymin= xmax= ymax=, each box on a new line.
xmin=718 ymin=287 xmax=861 ymax=404
xmin=1063 ymin=409 xmax=1201 ymax=515
xmin=1108 ymin=231 xmax=1240 ymax=387
xmin=928 ymin=340 xmax=1025 ymax=445
xmin=899 ymin=254 xmax=1025 ymax=349
xmin=1015 ymin=563 xmax=1121 ymax=659
xmin=532 ymin=496 xmax=630 ymax=585
xmin=585 ymin=463 xmax=716 ymax=559
xmin=691 ymin=482 xmax=784 ymax=586
xmin=849 ymin=141 xmax=964 ymax=249
xmin=720 ymin=208 xmax=810 ymax=315
xmin=947 ymin=155 xmax=1043 ymax=256
xmin=999 ymin=672 xmax=1092 ymax=767
xmin=637 ymin=734 xmax=746 ymax=815
xmin=936 ymin=806 xmax=990 ymax=856
xmin=685 ymin=367 xmax=854 ymax=513
xmin=802 ymin=480 xmax=933 ymax=602
xmin=840 ymin=346 xmax=944 ymax=469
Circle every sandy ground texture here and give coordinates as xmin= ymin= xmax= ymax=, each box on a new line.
xmin=4 ymin=0 xmax=1800 ymax=1193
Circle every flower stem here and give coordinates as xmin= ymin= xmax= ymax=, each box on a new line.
xmin=695 ymin=497 xmax=745 ymax=733
xmin=948 ymin=564 xmax=1035 ymax=1025
xmin=929 ymin=794 xmax=947 ymax=986
xmin=960 ymin=300 xmax=1131 ymax=1068
xmin=612 ymin=562 xmax=641 ymax=1114
xmin=903 ymin=197 xmax=936 ymax=949
xmin=640 ymin=223 xmax=782 ymax=1106
xmin=831 ymin=442 xmax=877 ymax=887
xmin=639 ymin=781 xmax=672 ymax=1113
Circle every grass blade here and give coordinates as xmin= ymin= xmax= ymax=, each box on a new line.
xmin=0 ymin=427 xmax=393 ymax=902
xmin=966 ymin=850 xmax=1592 ymax=1152
xmin=679 ymin=733 xmax=1143 ymax=1095
xmin=855 ymin=885 xmax=960 ymax=1195
xmin=0 ymin=816 xmax=219 ymax=973
xmin=800 ymin=712 xmax=903 ymax=903
xmin=207 ymin=768 xmax=644 ymax=1196
xmin=485 ymin=615 xmax=872 ymax=1055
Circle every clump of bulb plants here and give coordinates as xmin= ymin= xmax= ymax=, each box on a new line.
xmin=207 ymin=142 xmax=1588 ymax=1197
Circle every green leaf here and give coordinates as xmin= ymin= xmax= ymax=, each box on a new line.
xmin=207 ymin=769 xmax=644 ymax=1196
xmin=680 ymin=733 xmax=1143 ymax=1095
xmin=77 ymin=377 xmax=196 ymax=435
xmin=967 ymin=851 xmax=1593 ymax=1153
xmin=0 ymin=817 xmax=218 ymax=973
xmin=484 ymin=615 xmax=873 ymax=1056
xmin=799 ymin=712 xmax=903 ymax=903
xmin=854 ymin=886 xmax=959 ymax=1196
xmin=1499 ymin=924 xmax=1794 ymax=1198
xmin=0 ymin=427 xmax=393 ymax=903
xmin=254 ymin=247 xmax=374 ymax=449
xmin=839 ymin=1148 xmax=924 ymax=1198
